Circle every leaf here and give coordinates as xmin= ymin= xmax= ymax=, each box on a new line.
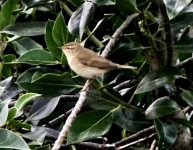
xmin=14 ymin=93 xmax=41 ymax=113
xmin=67 ymin=110 xmax=112 ymax=144
xmin=22 ymin=0 xmax=53 ymax=9
xmin=163 ymin=0 xmax=192 ymax=19
xmin=45 ymin=20 xmax=63 ymax=60
xmin=0 ymin=102 xmax=9 ymax=127
xmin=115 ymin=0 xmax=138 ymax=14
xmin=91 ymin=0 xmax=115 ymax=5
xmin=7 ymin=107 xmax=17 ymax=121
xmin=16 ymin=67 xmax=79 ymax=96
xmin=145 ymin=96 xmax=181 ymax=119
xmin=174 ymin=38 xmax=193 ymax=53
xmin=112 ymin=107 xmax=149 ymax=132
xmin=27 ymin=96 xmax=60 ymax=122
xmin=0 ymin=22 xmax=46 ymax=36
xmin=68 ymin=1 xmax=95 ymax=39
xmin=52 ymin=13 xmax=68 ymax=46
xmin=135 ymin=68 xmax=181 ymax=94
xmin=13 ymin=37 xmax=43 ymax=56
xmin=0 ymin=128 xmax=30 ymax=150
xmin=16 ymin=49 xmax=57 ymax=65
xmin=0 ymin=0 xmax=17 ymax=29
xmin=181 ymin=89 xmax=193 ymax=106
xmin=154 ymin=119 xmax=177 ymax=145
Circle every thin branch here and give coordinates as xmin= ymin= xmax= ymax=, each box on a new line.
xmin=52 ymin=80 xmax=92 ymax=150
xmin=101 ymin=13 xmax=140 ymax=57
xmin=115 ymin=125 xmax=155 ymax=146
xmin=117 ymin=133 xmax=156 ymax=150
xmin=177 ymin=57 xmax=193 ymax=68
xmin=150 ymin=139 xmax=157 ymax=150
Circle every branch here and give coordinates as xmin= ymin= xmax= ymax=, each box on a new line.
xmin=115 ymin=125 xmax=155 ymax=146
xmin=177 ymin=57 xmax=193 ymax=68
xmin=101 ymin=13 xmax=140 ymax=57
xmin=117 ymin=133 xmax=156 ymax=150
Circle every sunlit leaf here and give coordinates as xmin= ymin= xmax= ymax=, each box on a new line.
xmin=0 ymin=102 xmax=8 ymax=126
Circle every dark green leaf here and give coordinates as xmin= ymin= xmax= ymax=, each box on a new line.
xmin=145 ymin=96 xmax=181 ymax=119
xmin=163 ymin=0 xmax=191 ymax=19
xmin=7 ymin=107 xmax=17 ymax=121
xmin=135 ymin=68 xmax=182 ymax=94
xmin=0 ymin=0 xmax=17 ymax=29
xmin=1 ymin=22 xmax=46 ymax=36
xmin=7 ymin=120 xmax=31 ymax=130
xmin=0 ymin=128 xmax=30 ymax=150
xmin=0 ymin=102 xmax=8 ymax=126
xmin=115 ymin=0 xmax=138 ymax=14
xmin=45 ymin=20 xmax=63 ymax=60
xmin=154 ymin=119 xmax=177 ymax=145
xmin=112 ymin=107 xmax=149 ymax=132
xmin=22 ymin=0 xmax=53 ymax=9
xmin=68 ymin=1 xmax=95 ymax=39
xmin=52 ymin=13 xmax=68 ymax=46
xmin=16 ymin=67 xmax=79 ymax=95
xmin=67 ymin=110 xmax=112 ymax=144
xmin=16 ymin=49 xmax=57 ymax=65
xmin=13 ymin=37 xmax=43 ymax=56
xmin=181 ymin=89 xmax=193 ymax=106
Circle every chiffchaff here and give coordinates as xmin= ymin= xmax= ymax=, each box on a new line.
xmin=61 ymin=42 xmax=137 ymax=79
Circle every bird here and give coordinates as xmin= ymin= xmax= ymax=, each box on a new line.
xmin=61 ymin=42 xmax=137 ymax=79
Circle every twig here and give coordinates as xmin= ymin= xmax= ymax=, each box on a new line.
xmin=115 ymin=125 xmax=155 ymax=146
xmin=60 ymin=95 xmax=79 ymax=101
xmin=150 ymin=139 xmax=157 ymax=150
xmin=77 ymin=142 xmax=115 ymax=150
xmin=101 ymin=13 xmax=140 ymax=57
xmin=177 ymin=57 xmax=193 ymax=68
xmin=52 ymin=80 xmax=92 ymax=150
xmin=117 ymin=133 xmax=156 ymax=150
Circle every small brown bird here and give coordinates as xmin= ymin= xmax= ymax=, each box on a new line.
xmin=62 ymin=42 xmax=137 ymax=79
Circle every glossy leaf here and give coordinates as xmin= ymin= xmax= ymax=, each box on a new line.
xmin=45 ymin=20 xmax=63 ymax=60
xmin=181 ymin=89 xmax=193 ymax=106
xmin=1 ymin=22 xmax=46 ymax=36
xmin=67 ymin=110 xmax=112 ymax=144
xmin=115 ymin=0 xmax=138 ymax=14
xmin=145 ymin=97 xmax=181 ymax=119
xmin=0 ymin=128 xmax=30 ymax=150
xmin=16 ymin=67 xmax=79 ymax=95
xmin=0 ymin=0 xmax=17 ymax=29
xmin=14 ymin=93 xmax=41 ymax=113
xmin=13 ymin=37 xmax=43 ymax=56
xmin=163 ymin=0 xmax=191 ymax=19
xmin=22 ymin=0 xmax=53 ymax=9
xmin=112 ymin=107 xmax=149 ymax=132
xmin=0 ymin=102 xmax=9 ymax=127
xmin=154 ymin=119 xmax=177 ymax=145
xmin=68 ymin=1 xmax=95 ymax=39
xmin=52 ymin=13 xmax=68 ymax=46
xmin=27 ymin=96 xmax=60 ymax=121
xmin=16 ymin=49 xmax=57 ymax=65
xmin=7 ymin=107 xmax=17 ymax=121
xmin=135 ymin=68 xmax=181 ymax=94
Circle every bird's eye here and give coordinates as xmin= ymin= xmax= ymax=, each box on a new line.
xmin=65 ymin=45 xmax=76 ymax=50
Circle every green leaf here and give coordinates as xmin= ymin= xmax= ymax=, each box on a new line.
xmin=154 ymin=119 xmax=177 ymax=145
xmin=115 ymin=0 xmax=138 ymax=14
xmin=0 ymin=102 xmax=9 ymax=127
xmin=0 ymin=22 xmax=46 ymax=36
xmin=16 ymin=67 xmax=79 ymax=95
xmin=52 ymin=13 xmax=68 ymax=46
xmin=0 ymin=128 xmax=30 ymax=150
xmin=16 ymin=49 xmax=57 ymax=65
xmin=7 ymin=107 xmax=17 ymax=121
xmin=135 ymin=68 xmax=181 ymax=94
xmin=181 ymin=89 xmax=193 ymax=106
xmin=67 ymin=110 xmax=112 ymax=144
xmin=13 ymin=37 xmax=43 ymax=56
xmin=145 ymin=96 xmax=181 ymax=119
xmin=34 ymin=145 xmax=50 ymax=150
xmin=7 ymin=120 xmax=31 ymax=130
xmin=91 ymin=0 xmax=115 ymax=5
xmin=174 ymin=38 xmax=193 ymax=53
xmin=112 ymin=107 xmax=149 ymax=132
xmin=163 ymin=0 xmax=191 ymax=19
xmin=14 ymin=93 xmax=41 ymax=112
xmin=0 ymin=0 xmax=17 ymax=29
xmin=68 ymin=1 xmax=95 ymax=39
xmin=45 ymin=20 xmax=63 ymax=60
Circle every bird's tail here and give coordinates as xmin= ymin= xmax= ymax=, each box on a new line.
xmin=117 ymin=64 xmax=137 ymax=70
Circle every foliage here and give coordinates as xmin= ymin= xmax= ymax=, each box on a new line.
xmin=0 ymin=0 xmax=193 ymax=149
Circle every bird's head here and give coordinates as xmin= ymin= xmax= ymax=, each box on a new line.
xmin=61 ymin=42 xmax=81 ymax=56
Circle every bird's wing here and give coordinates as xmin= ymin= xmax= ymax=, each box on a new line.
xmin=78 ymin=48 xmax=117 ymax=69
